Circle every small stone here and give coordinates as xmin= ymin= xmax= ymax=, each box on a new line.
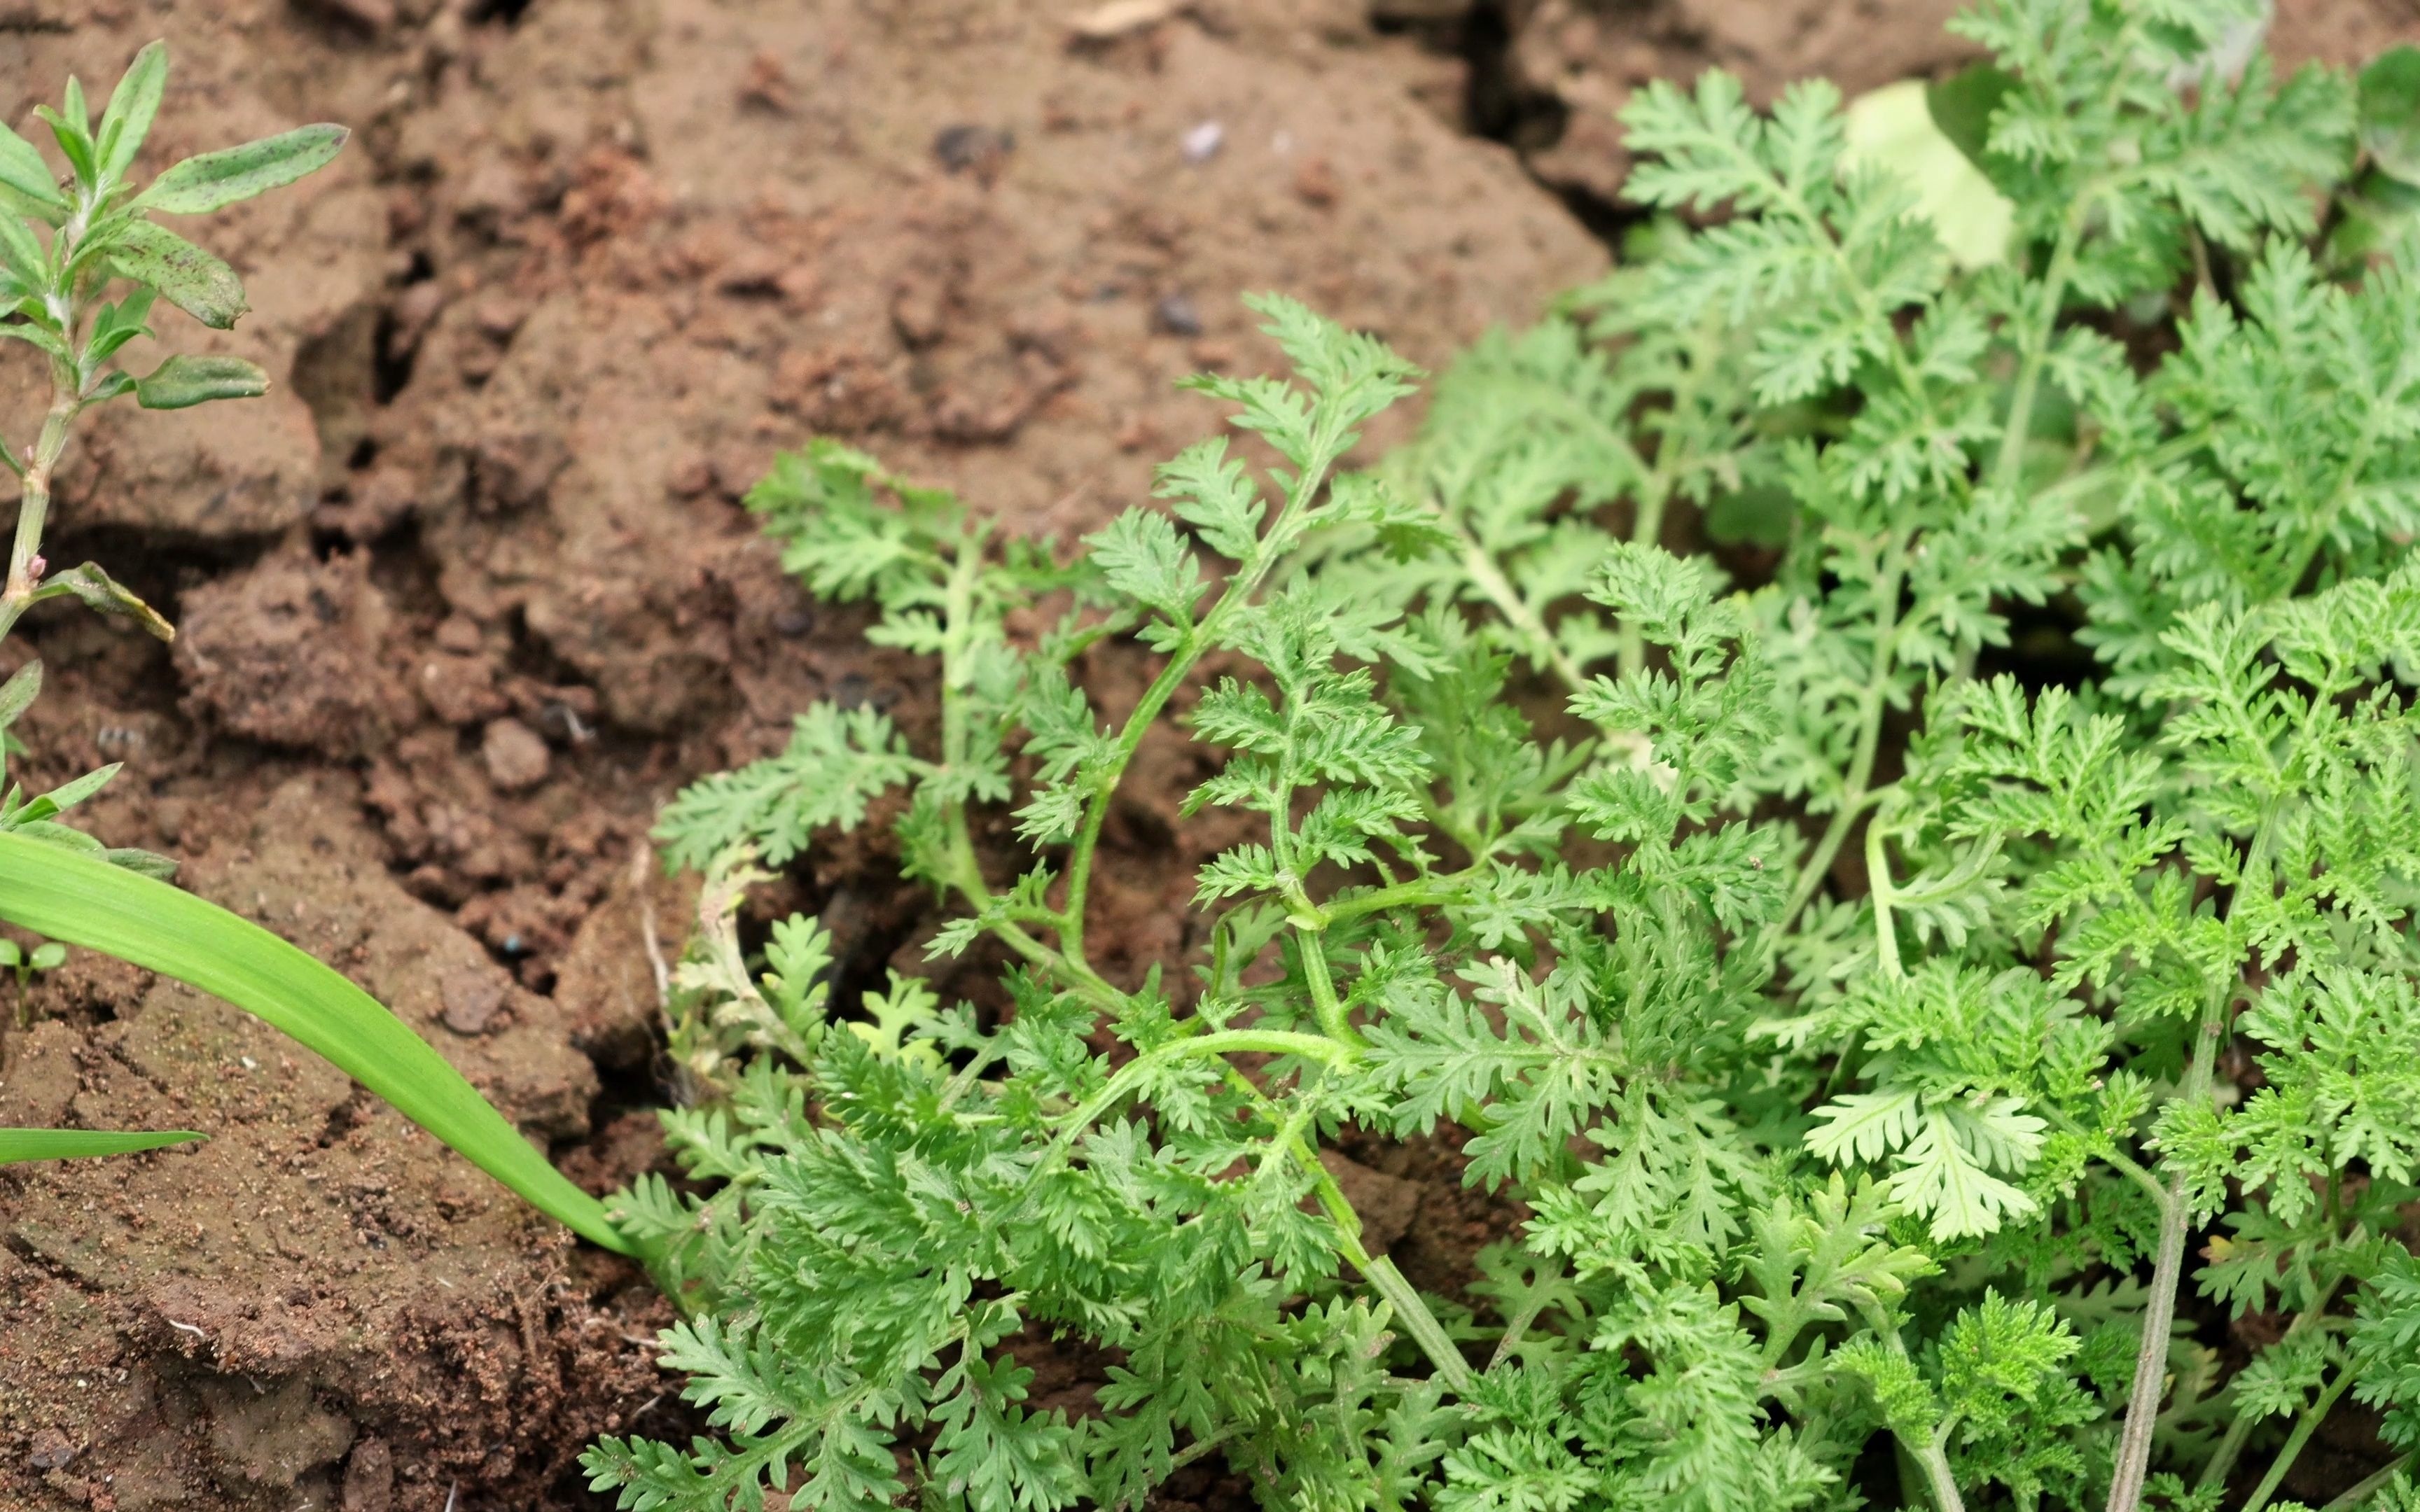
xmin=480 ymin=718 xmax=550 ymax=791
xmin=714 ymin=251 xmax=788 ymax=297
xmin=738 ymin=52 xmax=797 ymax=115
xmin=1114 ymin=414 xmax=1160 ymax=453
xmin=418 ymin=654 xmax=505 ymax=727
xmin=1152 ymin=292 xmax=1202 ymax=337
xmin=343 ymin=1432 xmax=394 ymax=1499
xmin=1293 ymin=155 xmax=1339 ymax=207
xmin=433 ymin=616 xmax=482 ymax=654
xmin=931 ymin=125 xmax=1014 ymax=179
xmin=438 ymin=965 xmax=507 ymax=1036
xmin=27 ymin=1427 xmax=74 ymax=1471
xmin=388 ymin=281 xmax=447 ymax=356
xmin=342 ymin=1436 xmax=394 ymax=1512
xmin=1181 ymin=120 xmax=1225 ymax=163
xmin=453 ymin=159 xmax=529 ymax=226
xmin=471 ymin=294 xmax=529 ymax=341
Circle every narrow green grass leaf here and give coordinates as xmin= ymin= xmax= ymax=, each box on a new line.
xmin=0 ymin=831 xmax=632 ymax=1253
xmin=0 ymin=1127 xmax=200 ymax=1163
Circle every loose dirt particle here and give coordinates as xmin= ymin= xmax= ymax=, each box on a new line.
xmin=26 ymin=1428 xmax=74 ymax=1471
xmin=438 ymin=966 xmax=508 ymax=1036
xmin=480 ymin=718 xmax=551 ymax=792
xmin=931 ymin=125 xmax=1015 ymax=181
xmin=1153 ymin=291 xmax=1204 ymax=336
xmin=340 ymin=1435 xmax=394 ymax=1512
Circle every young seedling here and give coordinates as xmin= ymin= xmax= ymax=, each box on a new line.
xmin=1 ymin=935 xmax=67 ymax=989
xmin=0 ymin=45 xmax=627 ymax=1252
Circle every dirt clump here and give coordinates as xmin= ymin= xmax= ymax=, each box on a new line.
xmin=175 ymin=551 xmax=419 ymax=757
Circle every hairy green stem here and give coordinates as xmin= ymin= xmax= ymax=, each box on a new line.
xmin=1058 ymin=441 xmax=1346 ymax=961
xmin=1056 ymin=1028 xmax=1354 ymax=1141
xmin=1291 ymin=921 xmax=1361 ymax=1047
xmin=1318 ymin=873 xmax=1469 ymax=927
xmin=1440 ymin=506 xmax=1646 ymax=757
xmin=1857 ymin=1301 xmax=1966 ymax=1512
xmin=1991 ymin=211 xmax=2085 ymax=498
xmin=2103 ymin=995 xmax=2227 ymax=1512
xmin=1299 ymin=1139 xmax=1477 ymax=1394
xmin=1865 ymin=814 xmax=1904 ymax=979
xmin=2240 ymin=1365 xmax=2355 ymax=1512
xmin=1781 ymin=536 xmax=1909 ymax=931
xmin=2043 ymin=1105 xmax=2171 ymax=1216
xmin=2278 ymin=335 xmax=2416 ymax=595
xmin=1486 ymin=1256 xmax=1564 ymax=1373
xmin=1916 ymin=1429 xmax=1967 ymax=1512
xmin=2108 ymin=811 xmax=2283 ymax=1512
xmin=1611 ymin=479 xmax=1677 ymax=680
xmin=0 ymin=394 xmax=78 ymax=643
xmin=2197 ymin=1276 xmax=2346 ymax=1494
xmin=1205 ymin=1056 xmax=1473 ymax=1394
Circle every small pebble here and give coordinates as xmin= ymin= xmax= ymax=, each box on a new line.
xmin=932 ymin=124 xmax=1015 ymax=176
xmin=480 ymin=717 xmax=550 ymax=791
xmin=439 ymin=965 xmax=506 ymax=1035
xmin=1181 ymin=120 xmax=1224 ymax=163
xmin=1153 ymin=292 xmax=1204 ymax=337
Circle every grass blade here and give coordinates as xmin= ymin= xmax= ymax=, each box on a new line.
xmin=0 ymin=1127 xmax=200 ymax=1163
xmin=0 ymin=832 xmax=632 ymax=1253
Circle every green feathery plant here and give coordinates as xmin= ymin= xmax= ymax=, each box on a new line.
xmin=594 ymin=2 xmax=2420 ymax=1508
xmin=0 ymin=44 xmax=625 ymax=1249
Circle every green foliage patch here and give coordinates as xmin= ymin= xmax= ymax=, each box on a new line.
xmin=597 ymin=4 xmax=2420 ymax=1509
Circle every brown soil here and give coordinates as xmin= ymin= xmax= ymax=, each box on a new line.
xmin=0 ymin=1 xmax=2411 ymax=1510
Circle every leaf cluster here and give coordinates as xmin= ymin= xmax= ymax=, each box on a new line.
xmin=600 ymin=6 xmax=2420 ymax=1511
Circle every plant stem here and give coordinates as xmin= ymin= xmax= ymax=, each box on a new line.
xmin=1058 ymin=442 xmax=1344 ymax=962
xmin=1781 ymin=534 xmax=1909 ymax=931
xmin=1857 ymin=1301 xmax=1965 ymax=1512
xmin=1451 ymin=522 xmax=1592 ymax=697
xmin=2103 ymin=993 xmax=2226 ymax=1512
xmin=1055 ymin=1028 xmax=1355 ymax=1138
xmin=1486 ymin=1256 xmax=1564 ymax=1373
xmin=1990 ymin=211 xmax=2084 ymax=498
xmin=2275 ymin=335 xmax=2416 ymax=596
xmin=2196 ymin=1276 xmax=2346 ymax=1494
xmin=1611 ymin=479 xmax=1674 ymax=680
xmin=0 ymin=396 xmax=76 ymax=644
xmin=1298 ymin=1139 xmax=1476 ymax=1395
xmin=1915 ymin=1429 xmax=1967 ymax=1512
xmin=1866 ymin=813 xmax=1903 ymax=978
xmin=1318 ymin=873 xmax=1470 ymax=926
xmin=2108 ymin=809 xmax=2282 ymax=1512
xmin=2323 ymin=1454 xmax=2414 ymax=1511
xmin=1291 ymin=920 xmax=1361 ymax=1047
xmin=2240 ymin=1366 xmax=2355 ymax=1512
xmin=2043 ymin=1105 xmax=2171 ymax=1214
